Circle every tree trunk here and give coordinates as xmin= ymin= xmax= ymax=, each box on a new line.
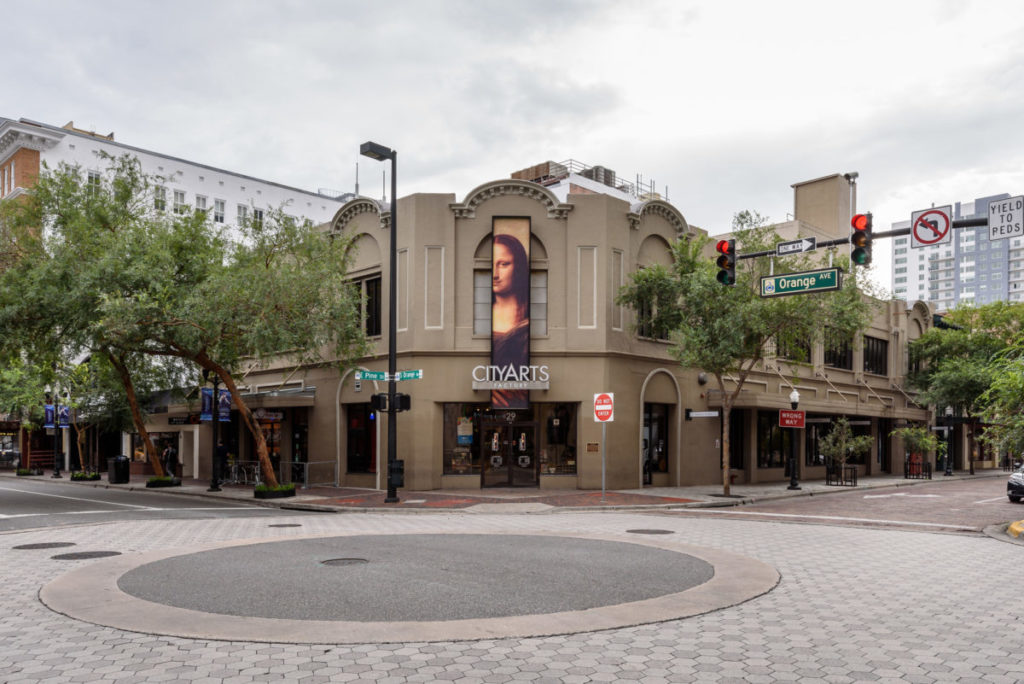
xmin=195 ymin=351 xmax=279 ymax=488
xmin=105 ymin=351 xmax=165 ymax=478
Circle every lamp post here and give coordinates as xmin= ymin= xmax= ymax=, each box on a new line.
xmin=787 ymin=388 xmax=801 ymax=491
xmin=45 ymin=384 xmax=62 ymax=478
xmin=360 ymin=141 xmax=399 ymax=503
xmin=206 ymin=371 xmax=222 ymax=492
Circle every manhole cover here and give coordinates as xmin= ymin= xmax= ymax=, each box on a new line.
xmin=51 ymin=551 xmax=122 ymax=561
xmin=627 ymin=529 xmax=674 ymax=535
xmin=321 ymin=558 xmax=369 ymax=566
xmin=269 ymin=524 xmax=302 ymax=528
xmin=13 ymin=542 xmax=76 ymax=550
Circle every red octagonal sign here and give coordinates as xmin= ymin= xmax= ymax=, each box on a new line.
xmin=594 ymin=393 xmax=614 ymax=422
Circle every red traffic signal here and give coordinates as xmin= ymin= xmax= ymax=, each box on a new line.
xmin=715 ymin=239 xmax=736 ymax=285
xmin=850 ymin=213 xmax=873 ymax=266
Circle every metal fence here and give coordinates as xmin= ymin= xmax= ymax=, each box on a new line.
xmin=279 ymin=460 xmax=338 ymax=489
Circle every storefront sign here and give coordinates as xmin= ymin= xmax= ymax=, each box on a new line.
xmin=471 ymin=364 xmax=550 ymax=391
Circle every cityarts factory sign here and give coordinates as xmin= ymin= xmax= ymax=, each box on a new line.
xmin=472 ymin=364 xmax=551 ymax=392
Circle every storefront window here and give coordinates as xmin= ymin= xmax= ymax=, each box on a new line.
xmin=756 ymin=411 xmax=790 ymax=468
xmin=804 ymin=415 xmax=872 ymax=466
xmin=131 ymin=431 xmax=178 ymax=463
xmin=643 ymin=403 xmax=670 ymax=473
xmin=346 ymin=403 xmax=376 ymax=473
xmin=443 ymin=403 xmax=577 ymax=475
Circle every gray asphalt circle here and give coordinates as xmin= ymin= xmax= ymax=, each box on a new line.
xmin=117 ymin=534 xmax=715 ymax=621
xmin=41 ymin=530 xmax=780 ymax=643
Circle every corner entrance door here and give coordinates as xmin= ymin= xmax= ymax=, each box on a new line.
xmin=482 ymin=423 xmax=538 ymax=487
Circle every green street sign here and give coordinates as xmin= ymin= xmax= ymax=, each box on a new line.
xmin=760 ymin=268 xmax=841 ymax=298
xmin=355 ymin=370 xmax=388 ymax=381
xmin=396 ymin=369 xmax=423 ymax=381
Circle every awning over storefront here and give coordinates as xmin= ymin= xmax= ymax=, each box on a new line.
xmin=240 ymin=386 xmax=317 ymax=409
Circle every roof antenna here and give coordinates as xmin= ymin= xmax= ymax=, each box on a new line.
xmin=355 ymin=162 xmax=359 ymax=196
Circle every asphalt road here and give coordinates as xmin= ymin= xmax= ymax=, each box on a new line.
xmin=660 ymin=475 xmax=1020 ymax=533
xmin=0 ymin=476 xmax=301 ymax=532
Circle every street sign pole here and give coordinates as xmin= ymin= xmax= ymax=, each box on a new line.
xmin=594 ymin=393 xmax=614 ymax=502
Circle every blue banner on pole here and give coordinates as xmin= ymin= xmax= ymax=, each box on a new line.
xmin=43 ymin=404 xmax=55 ymax=429
xmin=218 ymin=389 xmax=231 ymax=422
xmin=200 ymin=388 xmax=213 ymax=422
xmin=57 ymin=405 xmax=70 ymax=428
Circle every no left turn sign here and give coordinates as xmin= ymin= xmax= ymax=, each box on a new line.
xmin=594 ymin=393 xmax=614 ymax=422
xmin=911 ymin=206 xmax=952 ymax=248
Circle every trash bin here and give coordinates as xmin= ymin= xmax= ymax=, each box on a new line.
xmin=108 ymin=455 xmax=130 ymax=484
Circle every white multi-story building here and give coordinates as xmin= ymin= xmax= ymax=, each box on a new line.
xmin=0 ymin=117 xmax=349 ymax=228
xmin=890 ymin=194 xmax=1021 ymax=312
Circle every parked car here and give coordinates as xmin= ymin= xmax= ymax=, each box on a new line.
xmin=0 ymin=448 xmax=20 ymax=469
xmin=1009 ymin=464 xmax=1024 ymax=503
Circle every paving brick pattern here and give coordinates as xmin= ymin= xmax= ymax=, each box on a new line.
xmin=1 ymin=512 xmax=1022 ymax=683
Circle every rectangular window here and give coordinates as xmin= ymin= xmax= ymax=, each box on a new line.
xmin=757 ymin=411 xmax=791 ymax=469
xmin=87 ymin=170 xmax=101 ymax=194
xmin=252 ymin=208 xmax=264 ymax=226
xmin=530 ymin=271 xmax=547 ymax=336
xmin=213 ymin=199 xmax=225 ymax=223
xmin=173 ymin=190 xmax=187 ymax=214
xmin=474 ymin=270 xmax=491 ymax=335
xmin=237 ymin=204 xmax=248 ymax=224
xmin=824 ymin=328 xmax=853 ymax=370
xmin=643 ymin=403 xmax=670 ymax=474
xmin=355 ymin=275 xmax=382 ymax=337
xmin=346 ymin=403 xmax=376 ymax=474
xmin=154 ymin=186 xmax=167 ymax=211
xmin=863 ymin=336 xmax=888 ymax=375
xmin=195 ymin=195 xmax=207 ymax=214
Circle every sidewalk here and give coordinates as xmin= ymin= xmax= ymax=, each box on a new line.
xmin=5 ymin=467 xmax=1008 ymax=513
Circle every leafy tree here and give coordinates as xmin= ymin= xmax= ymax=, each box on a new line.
xmin=2 ymin=154 xmax=368 ymax=487
xmin=979 ymin=338 xmax=1024 ymax=455
xmin=819 ymin=416 xmax=873 ymax=471
xmin=617 ymin=211 xmax=875 ymax=495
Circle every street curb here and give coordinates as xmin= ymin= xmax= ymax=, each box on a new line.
xmin=983 ymin=522 xmax=1024 ymax=546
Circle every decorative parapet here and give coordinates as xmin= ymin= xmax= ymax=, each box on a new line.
xmin=628 ymin=199 xmax=691 ymax=236
xmin=450 ymin=180 xmax=573 ymax=220
xmin=0 ymin=120 xmax=65 ymax=163
xmin=330 ymin=197 xmax=386 ymax=233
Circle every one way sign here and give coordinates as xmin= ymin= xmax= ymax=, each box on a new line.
xmin=776 ymin=237 xmax=817 ymax=256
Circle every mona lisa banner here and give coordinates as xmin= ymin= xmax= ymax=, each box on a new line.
xmin=490 ymin=217 xmax=531 ymax=409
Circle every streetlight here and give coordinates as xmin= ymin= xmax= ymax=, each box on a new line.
xmin=45 ymin=384 xmax=62 ymax=478
xmin=788 ymin=388 xmax=801 ymax=491
xmin=205 ymin=370 xmax=222 ymax=492
xmin=360 ymin=141 xmax=399 ymax=503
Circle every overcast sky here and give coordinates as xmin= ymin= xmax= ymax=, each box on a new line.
xmin=7 ymin=0 xmax=1024 ymax=288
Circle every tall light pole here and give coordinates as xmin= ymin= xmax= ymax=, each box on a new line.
xmin=787 ymin=389 xmax=801 ymax=491
xmin=45 ymin=384 xmax=62 ymax=478
xmin=360 ymin=141 xmax=399 ymax=503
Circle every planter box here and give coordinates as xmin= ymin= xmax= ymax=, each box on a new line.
xmin=254 ymin=488 xmax=296 ymax=499
xmin=145 ymin=478 xmax=182 ymax=488
xmin=71 ymin=473 xmax=102 ymax=481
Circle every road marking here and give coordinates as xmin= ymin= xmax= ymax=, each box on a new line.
xmin=0 ymin=506 xmax=264 ymax=519
xmin=863 ymin=493 xmax=940 ymax=499
xmin=670 ymin=508 xmax=977 ymax=530
xmin=973 ymin=496 xmax=1007 ymax=504
xmin=0 ymin=485 xmax=154 ymax=509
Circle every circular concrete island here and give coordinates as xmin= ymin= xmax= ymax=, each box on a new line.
xmin=41 ymin=532 xmax=779 ymax=643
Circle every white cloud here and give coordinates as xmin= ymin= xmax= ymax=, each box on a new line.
xmin=6 ymin=0 xmax=1024 ymax=291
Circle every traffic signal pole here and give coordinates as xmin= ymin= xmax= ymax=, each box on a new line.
xmin=733 ymin=217 xmax=988 ymax=261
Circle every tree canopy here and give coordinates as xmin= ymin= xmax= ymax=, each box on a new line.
xmin=617 ymin=210 xmax=876 ymax=494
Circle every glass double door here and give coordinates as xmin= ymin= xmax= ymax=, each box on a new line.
xmin=482 ymin=422 xmax=538 ymax=487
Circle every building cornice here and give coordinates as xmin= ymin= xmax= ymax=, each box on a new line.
xmin=0 ymin=121 xmax=65 ymax=165
xmin=451 ymin=179 xmax=573 ymax=220
xmin=330 ymin=197 xmax=387 ymax=233
xmin=628 ymin=199 xmax=692 ymax=236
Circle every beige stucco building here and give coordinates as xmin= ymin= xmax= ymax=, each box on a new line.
xmin=148 ymin=165 xmax=936 ymax=490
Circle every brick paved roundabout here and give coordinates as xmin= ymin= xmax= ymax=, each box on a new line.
xmin=3 ymin=511 xmax=1024 ymax=683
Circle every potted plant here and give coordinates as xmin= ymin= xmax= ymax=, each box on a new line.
xmin=890 ymin=425 xmax=938 ymax=478
xmin=254 ymin=482 xmax=297 ymax=499
xmin=819 ymin=417 xmax=873 ymax=486
xmin=145 ymin=475 xmax=182 ymax=488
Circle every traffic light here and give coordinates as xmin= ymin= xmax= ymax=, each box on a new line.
xmin=715 ymin=239 xmax=736 ymax=285
xmin=370 ymin=393 xmax=388 ymax=411
xmin=850 ymin=212 xmax=873 ymax=266
xmin=395 ymin=393 xmax=411 ymax=412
